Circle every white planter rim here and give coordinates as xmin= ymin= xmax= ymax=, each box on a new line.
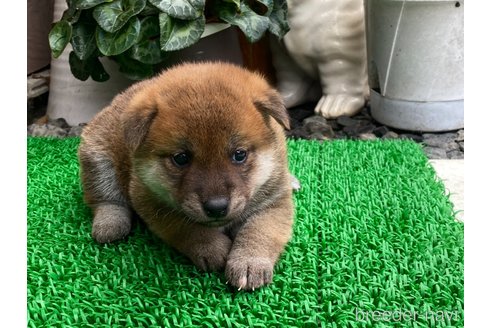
xmin=370 ymin=90 xmax=463 ymax=132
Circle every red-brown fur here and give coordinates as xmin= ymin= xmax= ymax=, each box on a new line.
xmin=79 ymin=62 xmax=294 ymax=291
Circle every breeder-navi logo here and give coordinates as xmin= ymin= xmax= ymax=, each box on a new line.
xmin=355 ymin=308 xmax=460 ymax=324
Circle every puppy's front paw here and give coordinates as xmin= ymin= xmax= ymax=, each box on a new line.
xmin=189 ymin=234 xmax=232 ymax=272
xmin=225 ymin=256 xmax=274 ymax=291
xmin=92 ymin=204 xmax=132 ymax=244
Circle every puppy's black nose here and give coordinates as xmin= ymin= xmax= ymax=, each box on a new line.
xmin=203 ymin=197 xmax=229 ymax=218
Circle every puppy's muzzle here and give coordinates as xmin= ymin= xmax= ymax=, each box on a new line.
xmin=202 ymin=197 xmax=229 ymax=219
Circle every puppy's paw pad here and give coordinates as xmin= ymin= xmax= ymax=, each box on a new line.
xmin=225 ymin=257 xmax=274 ymax=291
xmin=92 ymin=205 xmax=131 ymax=244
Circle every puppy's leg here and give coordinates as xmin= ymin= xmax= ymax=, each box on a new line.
xmin=146 ymin=215 xmax=232 ymax=271
xmin=91 ymin=204 xmax=132 ymax=243
xmin=170 ymin=224 xmax=232 ymax=272
xmin=225 ymin=195 xmax=294 ymax=291
xmin=79 ymin=150 xmax=132 ymax=243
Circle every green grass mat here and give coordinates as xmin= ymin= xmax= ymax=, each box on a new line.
xmin=27 ymin=138 xmax=464 ymax=327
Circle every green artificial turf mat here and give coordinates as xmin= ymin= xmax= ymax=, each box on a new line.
xmin=27 ymin=137 xmax=464 ymax=327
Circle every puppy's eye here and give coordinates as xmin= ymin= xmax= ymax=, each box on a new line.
xmin=232 ymin=149 xmax=248 ymax=164
xmin=171 ymin=152 xmax=191 ymax=167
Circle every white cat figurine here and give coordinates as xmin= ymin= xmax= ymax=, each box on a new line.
xmin=272 ymin=0 xmax=369 ymax=118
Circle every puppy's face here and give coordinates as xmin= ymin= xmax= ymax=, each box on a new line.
xmin=125 ymin=64 xmax=289 ymax=226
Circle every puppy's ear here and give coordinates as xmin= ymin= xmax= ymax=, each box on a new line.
xmin=121 ymin=91 xmax=158 ymax=150
xmin=254 ymin=89 xmax=291 ymax=130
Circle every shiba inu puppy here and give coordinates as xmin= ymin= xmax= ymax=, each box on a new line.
xmin=78 ymin=62 xmax=294 ymax=291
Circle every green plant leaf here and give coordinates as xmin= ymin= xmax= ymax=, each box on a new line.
xmin=69 ymin=51 xmax=110 ymax=82
xmin=139 ymin=2 xmax=160 ymax=16
xmin=90 ymin=57 xmax=111 ymax=82
xmin=93 ymin=0 xmax=146 ymax=33
xmin=68 ymin=51 xmax=91 ymax=81
xmin=159 ymin=13 xmax=205 ymax=51
xmin=49 ymin=21 xmax=73 ymax=58
xmin=70 ymin=11 xmax=98 ymax=60
xmin=96 ymin=16 xmax=141 ymax=56
xmin=74 ymin=0 xmax=113 ymax=10
xmin=215 ymin=2 xmax=269 ymax=43
xmin=130 ymin=16 xmax=166 ymax=64
xmin=268 ymin=0 xmax=289 ymax=39
xmin=61 ymin=3 xmax=81 ymax=24
xmin=149 ymin=0 xmax=205 ymax=20
xmin=114 ymin=53 xmax=154 ymax=80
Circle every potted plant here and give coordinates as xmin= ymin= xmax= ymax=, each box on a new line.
xmin=46 ymin=0 xmax=289 ymax=125
xmin=49 ymin=0 xmax=289 ymax=81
